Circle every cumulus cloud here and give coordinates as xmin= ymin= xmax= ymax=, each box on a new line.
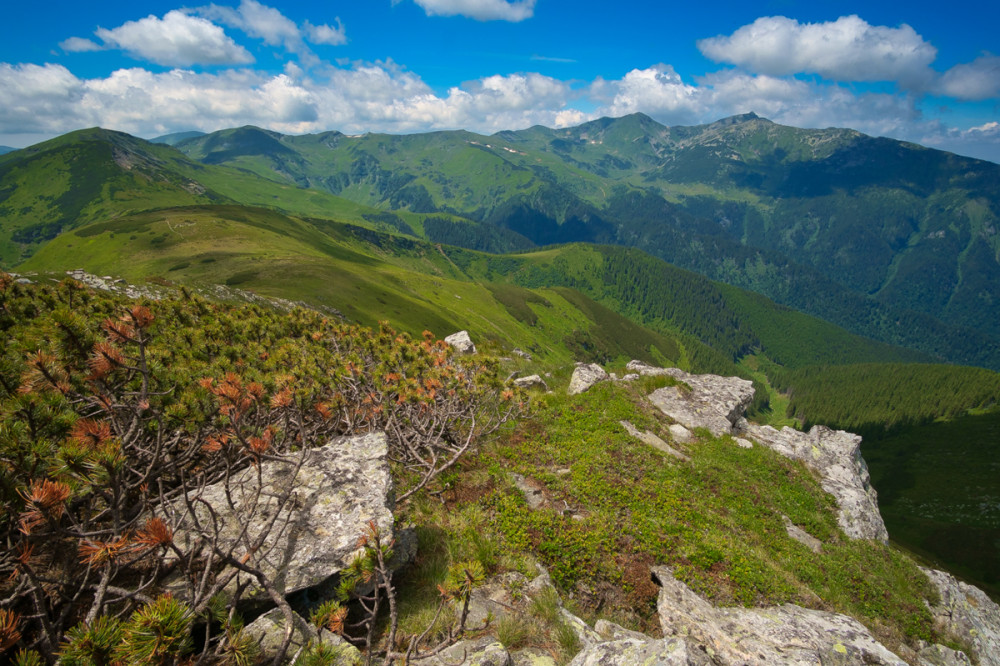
xmin=60 ymin=37 xmax=102 ymax=53
xmin=94 ymin=10 xmax=253 ymax=67
xmin=0 ymin=60 xmax=579 ymax=139
xmin=936 ymin=54 xmax=1000 ymax=100
xmin=593 ymin=64 xmax=703 ymax=124
xmin=199 ymin=0 xmax=302 ymax=51
xmin=698 ymin=15 xmax=936 ymax=87
xmin=304 ymin=19 xmax=347 ymax=46
xmin=409 ymin=0 xmax=536 ymax=22
xmin=196 ymin=0 xmax=347 ymax=63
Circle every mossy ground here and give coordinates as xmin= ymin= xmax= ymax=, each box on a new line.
xmin=395 ymin=376 xmax=941 ymax=657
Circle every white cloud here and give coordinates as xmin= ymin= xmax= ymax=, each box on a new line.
xmin=196 ymin=1 xmax=347 ymax=63
xmin=594 ymin=64 xmax=703 ymax=124
xmin=94 ymin=10 xmax=253 ymax=67
xmin=199 ymin=0 xmax=302 ymax=51
xmin=60 ymin=37 xmax=102 ymax=53
xmin=304 ymin=19 xmax=347 ymax=46
xmin=0 ymin=60 xmax=578 ymax=139
xmin=0 ymin=63 xmax=86 ymax=133
xmin=698 ymin=15 xmax=937 ymax=87
xmin=410 ymin=0 xmax=536 ymax=22
xmin=936 ymin=54 xmax=1000 ymax=101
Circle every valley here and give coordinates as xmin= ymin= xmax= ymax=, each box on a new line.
xmin=2 ymin=112 xmax=999 ymax=663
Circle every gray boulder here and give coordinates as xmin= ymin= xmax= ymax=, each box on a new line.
xmin=646 ymin=369 xmax=755 ymax=437
xmin=923 ymin=567 xmax=1000 ymax=665
xmin=244 ymin=608 xmax=361 ymax=664
xmin=513 ymin=374 xmax=548 ymax=391
xmin=445 ymin=330 xmax=477 ymax=354
xmin=568 ymin=363 xmax=609 ymax=395
xmin=167 ymin=432 xmax=396 ymax=600
xmin=738 ymin=422 xmax=889 ymax=542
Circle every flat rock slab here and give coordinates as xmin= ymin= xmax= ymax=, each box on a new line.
xmin=168 ymin=432 xmax=395 ymax=599
xmin=646 ymin=369 xmax=755 ymax=437
xmin=739 ymin=422 xmax=888 ymax=542
xmin=620 ymin=420 xmax=689 ymax=461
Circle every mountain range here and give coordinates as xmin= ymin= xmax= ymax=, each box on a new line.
xmin=2 ymin=113 xmax=1000 ymax=602
xmin=5 ymin=112 xmax=998 ymax=371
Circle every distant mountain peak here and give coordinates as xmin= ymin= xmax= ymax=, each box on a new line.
xmin=712 ymin=112 xmax=764 ymax=126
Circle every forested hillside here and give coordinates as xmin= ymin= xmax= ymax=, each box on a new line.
xmin=164 ymin=114 xmax=1000 ymax=369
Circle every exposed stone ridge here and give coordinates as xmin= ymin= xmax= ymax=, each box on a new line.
xmin=632 ymin=360 xmax=886 ymax=543
xmin=653 ymin=565 xmax=910 ymax=664
xmin=639 ymin=363 xmax=754 ymax=437
xmin=737 ymin=421 xmax=889 ymax=543
xmin=923 ymin=567 xmax=1000 ymax=666
xmin=567 ymin=567 xmax=912 ymax=665
xmin=168 ymin=431 xmax=395 ymax=600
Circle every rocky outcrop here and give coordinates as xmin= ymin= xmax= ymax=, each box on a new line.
xmin=653 ymin=566 xmax=909 ymax=664
xmin=737 ymin=422 xmax=888 ymax=542
xmin=923 ymin=567 xmax=1000 ymax=666
xmin=445 ymin=330 xmax=477 ymax=354
xmin=645 ymin=368 xmax=755 ymax=437
xmin=168 ymin=432 xmax=396 ymax=600
xmin=568 ymin=363 xmax=609 ymax=395
xmin=566 ymin=567 xmax=914 ymax=665
xmin=426 ymin=637 xmax=513 ymax=665
xmin=635 ymin=360 xmax=886 ymax=543
xmin=567 ymin=636 xmax=697 ymax=665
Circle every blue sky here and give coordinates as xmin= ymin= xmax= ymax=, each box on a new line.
xmin=3 ymin=0 xmax=1000 ymax=161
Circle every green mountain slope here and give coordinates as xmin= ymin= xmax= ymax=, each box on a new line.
xmin=17 ymin=204 xmax=699 ymax=375
xmin=172 ymin=114 xmax=1000 ymax=368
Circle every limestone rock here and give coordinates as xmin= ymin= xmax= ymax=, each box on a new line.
xmin=916 ymin=642 xmax=973 ymax=666
xmin=560 ymin=607 xmax=603 ymax=648
xmin=462 ymin=571 xmax=532 ymax=627
xmin=653 ymin=566 xmax=908 ymax=665
xmin=646 ymin=368 xmax=755 ymax=437
xmin=511 ymin=473 xmax=546 ymax=510
xmin=511 ymin=649 xmax=557 ymax=665
xmin=668 ymin=424 xmax=695 ymax=444
xmin=168 ymin=432 xmax=395 ymax=600
xmin=426 ymin=637 xmax=513 ymax=665
xmin=512 ymin=348 xmax=533 ymax=360
xmin=620 ymin=420 xmax=689 ymax=461
xmin=625 ymin=360 xmax=674 ymax=377
xmin=782 ymin=515 xmax=823 ymax=553
xmin=738 ymin=422 xmax=888 ymax=542
xmin=244 ymin=608 xmax=361 ymax=664
xmin=567 ymin=637 xmax=697 ymax=665
xmin=445 ymin=330 xmax=477 ymax=354
xmin=568 ymin=363 xmax=609 ymax=395
xmin=594 ymin=619 xmax=650 ymax=642
xmin=513 ymin=374 xmax=548 ymax=391
xmin=245 ymin=608 xmax=316 ymax=659
xmin=923 ymin=567 xmax=1000 ymax=666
